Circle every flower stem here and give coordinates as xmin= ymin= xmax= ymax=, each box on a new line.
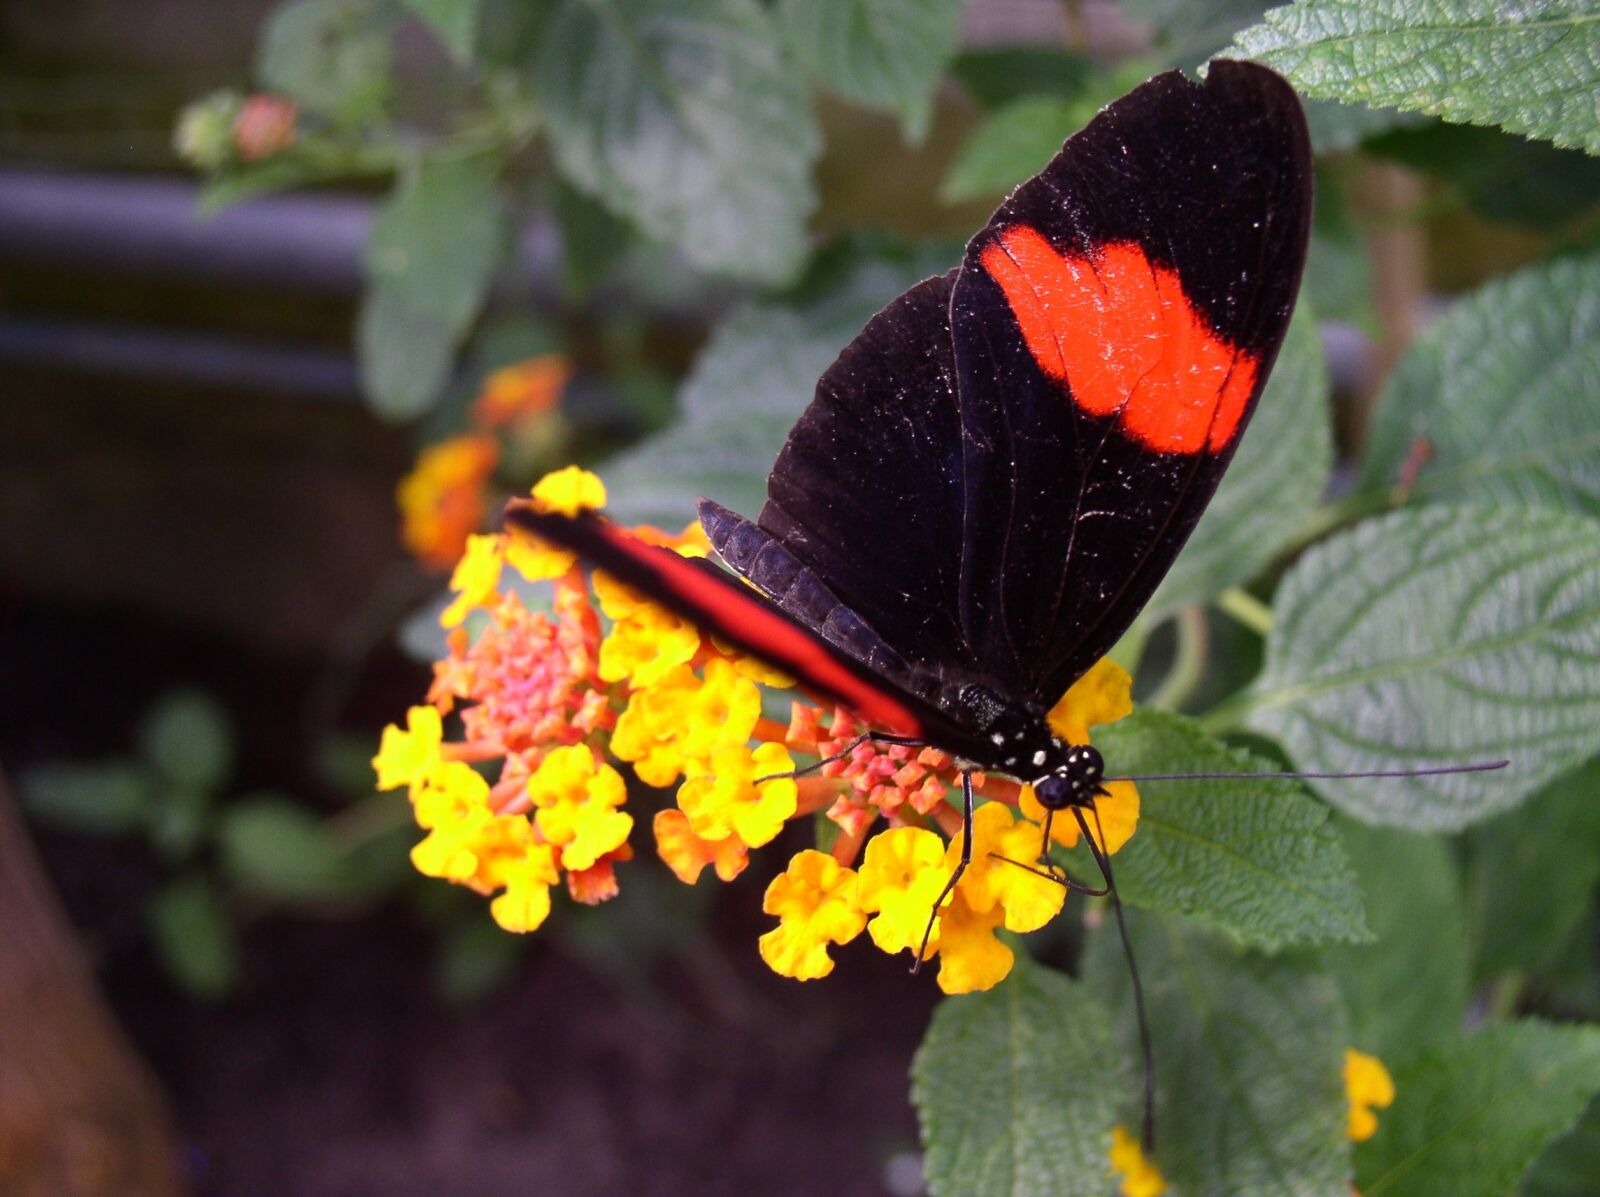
xmin=1216 ymin=587 xmax=1274 ymax=638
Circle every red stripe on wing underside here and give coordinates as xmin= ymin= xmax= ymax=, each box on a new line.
xmin=980 ymin=225 xmax=1258 ymax=454
xmin=503 ymin=505 xmax=928 ymax=738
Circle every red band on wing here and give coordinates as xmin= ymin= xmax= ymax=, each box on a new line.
xmin=510 ymin=508 xmax=928 ymax=738
xmin=979 ymin=225 xmax=1258 ymax=454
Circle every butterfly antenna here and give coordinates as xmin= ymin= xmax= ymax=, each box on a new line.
xmin=1106 ymin=759 xmax=1509 ymax=784
xmin=1074 ymin=801 xmax=1155 ymax=1154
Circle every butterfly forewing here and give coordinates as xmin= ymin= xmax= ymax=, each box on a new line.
xmin=949 ymin=60 xmax=1312 ymax=706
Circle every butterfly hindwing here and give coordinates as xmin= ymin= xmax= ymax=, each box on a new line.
xmin=949 ymin=60 xmax=1312 ymax=705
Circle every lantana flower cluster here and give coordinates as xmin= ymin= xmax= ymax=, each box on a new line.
xmin=375 ymin=467 xmax=1143 ymax=996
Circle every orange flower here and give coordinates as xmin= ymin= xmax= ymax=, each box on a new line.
xmin=473 ymin=354 xmax=572 ymax=429
xmin=398 ymin=435 xmax=500 ymax=571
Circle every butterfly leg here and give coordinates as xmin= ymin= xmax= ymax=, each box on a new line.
xmin=754 ymin=732 xmax=927 ymax=783
xmin=1073 ymin=800 xmax=1156 ymax=1153
xmin=983 ymin=808 xmax=1112 ymax=894
xmin=911 ymin=770 xmax=974 ymax=973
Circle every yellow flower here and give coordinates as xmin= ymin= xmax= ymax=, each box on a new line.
xmin=1109 ymin=1124 xmax=1166 ymax=1197
xmin=676 ymin=741 xmax=797 ymax=848
xmin=611 ymin=660 xmax=762 ymax=787
xmin=530 ymin=465 xmax=606 ymax=517
xmin=949 ymin=800 xmax=1066 ymax=933
xmin=1047 ymin=657 xmax=1133 ymax=744
xmin=595 ymin=578 xmax=702 ymax=688
xmin=411 ymin=758 xmax=491 ymax=830
xmin=489 ymin=842 xmax=562 ymax=933
xmin=1345 ymin=1048 xmax=1395 ymax=1142
xmin=653 ymin=809 xmax=749 ymax=884
xmin=528 ymin=744 xmax=633 ymax=872
xmin=441 ymin=533 xmax=506 ymax=628
xmin=758 ymin=850 xmax=867 ymax=980
xmin=412 ymin=808 xmax=528 ymax=889
xmin=933 ymin=889 xmax=1013 ymax=994
xmin=373 ymin=705 xmax=444 ymax=793
xmin=505 ymin=530 xmax=576 ymax=583
xmin=857 ymin=827 xmax=952 ymax=960
xmin=1019 ymin=779 xmax=1141 ymax=855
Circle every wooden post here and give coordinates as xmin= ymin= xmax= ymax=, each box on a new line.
xmin=0 ymin=770 xmax=187 ymax=1196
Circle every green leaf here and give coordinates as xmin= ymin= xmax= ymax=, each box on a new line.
xmin=1526 ymin=1095 xmax=1600 ymax=1197
xmin=938 ymin=96 xmax=1082 ymax=204
xmin=400 ymin=0 xmax=480 ymax=61
xmin=258 ymin=0 xmax=393 ymax=126
xmin=1327 ymin=820 xmax=1469 ymax=1063
xmin=1084 ymin=711 xmax=1369 ymax=948
xmin=1246 ymin=504 xmax=1600 ymax=831
xmin=1369 ymin=122 xmax=1600 ymax=228
xmin=20 ymin=761 xmax=155 ymax=835
xmin=217 ymin=796 xmax=351 ymax=902
xmin=949 ymin=45 xmax=1093 ymax=109
xmin=1464 ymin=758 xmax=1600 ymax=978
xmin=531 ymin=0 xmax=819 ymax=285
xmin=359 ymin=153 xmax=506 ymax=417
xmin=1232 ymin=0 xmax=1600 ymax=154
xmin=1085 ymin=912 xmax=1350 ymax=1196
xmin=777 ymin=0 xmax=962 ymax=142
xmin=1357 ymin=253 xmax=1600 ymax=520
xmin=1357 ymin=1021 xmax=1600 ymax=1197
xmin=145 ymin=873 xmax=238 ymax=1000
xmin=602 ymin=249 xmax=945 ymax=528
xmin=1149 ymin=306 xmax=1331 ymax=615
xmin=911 ymin=958 xmax=1118 ymax=1197
xmin=138 ymin=689 xmax=234 ymax=791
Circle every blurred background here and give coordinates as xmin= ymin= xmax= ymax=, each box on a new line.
xmin=3 ymin=1 xmax=1596 ymax=1194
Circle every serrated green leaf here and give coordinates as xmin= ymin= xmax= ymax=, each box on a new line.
xmin=1357 ymin=253 xmax=1600 ymax=519
xmin=778 ymin=0 xmax=962 ymax=142
xmin=1327 ymin=819 xmax=1469 ymax=1062
xmin=531 ymin=0 xmax=819 ymax=285
xmin=1086 ymin=711 xmax=1369 ymax=948
xmin=1149 ymin=307 xmax=1331 ymax=616
xmin=145 ymin=873 xmax=238 ymax=1000
xmin=1526 ymin=1095 xmax=1600 ymax=1197
xmin=258 ymin=0 xmax=393 ymax=126
xmin=1085 ymin=912 xmax=1350 ymax=1196
xmin=356 ymin=286 xmax=457 ymax=419
xmin=1357 ymin=1021 xmax=1600 ymax=1197
xmin=400 ymin=0 xmax=480 ymax=61
xmin=139 ymin=689 xmax=234 ymax=791
xmin=911 ymin=958 xmax=1118 ymax=1197
xmin=217 ymin=796 xmax=351 ymax=902
xmin=1232 ymin=0 xmax=1600 ymax=154
xmin=1464 ymin=758 xmax=1600 ymax=978
xmin=20 ymin=761 xmax=156 ymax=835
xmin=1246 ymin=504 xmax=1600 ymax=831
xmin=602 ymin=251 xmax=946 ymax=528
xmin=938 ymin=96 xmax=1082 ymax=204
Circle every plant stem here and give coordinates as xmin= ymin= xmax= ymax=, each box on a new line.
xmin=1148 ymin=605 xmax=1209 ymax=712
xmin=1216 ymin=587 xmax=1273 ymax=638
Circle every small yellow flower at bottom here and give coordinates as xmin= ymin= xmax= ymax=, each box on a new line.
xmin=1344 ymin=1047 xmax=1395 ymax=1142
xmin=759 ymin=849 xmax=867 ymax=981
xmin=857 ymin=827 xmax=952 ymax=959
xmin=1109 ymin=1124 xmax=1166 ymax=1197
xmin=949 ymin=801 xmax=1066 ymax=933
xmin=490 ymin=842 xmax=561 ymax=933
xmin=528 ymin=744 xmax=634 ymax=872
xmin=933 ymin=889 xmax=1012 ymax=994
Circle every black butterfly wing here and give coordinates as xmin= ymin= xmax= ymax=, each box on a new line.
xmin=706 ymin=61 xmax=1311 ymax=714
xmin=949 ymin=60 xmax=1311 ymax=706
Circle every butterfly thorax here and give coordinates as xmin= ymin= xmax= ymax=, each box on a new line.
xmin=949 ymin=683 xmax=1103 ymax=808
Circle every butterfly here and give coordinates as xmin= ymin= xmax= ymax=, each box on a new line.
xmin=509 ymin=59 xmax=1312 ymax=1144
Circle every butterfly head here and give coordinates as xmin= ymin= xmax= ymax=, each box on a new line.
xmin=1032 ymin=744 xmax=1105 ymax=810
